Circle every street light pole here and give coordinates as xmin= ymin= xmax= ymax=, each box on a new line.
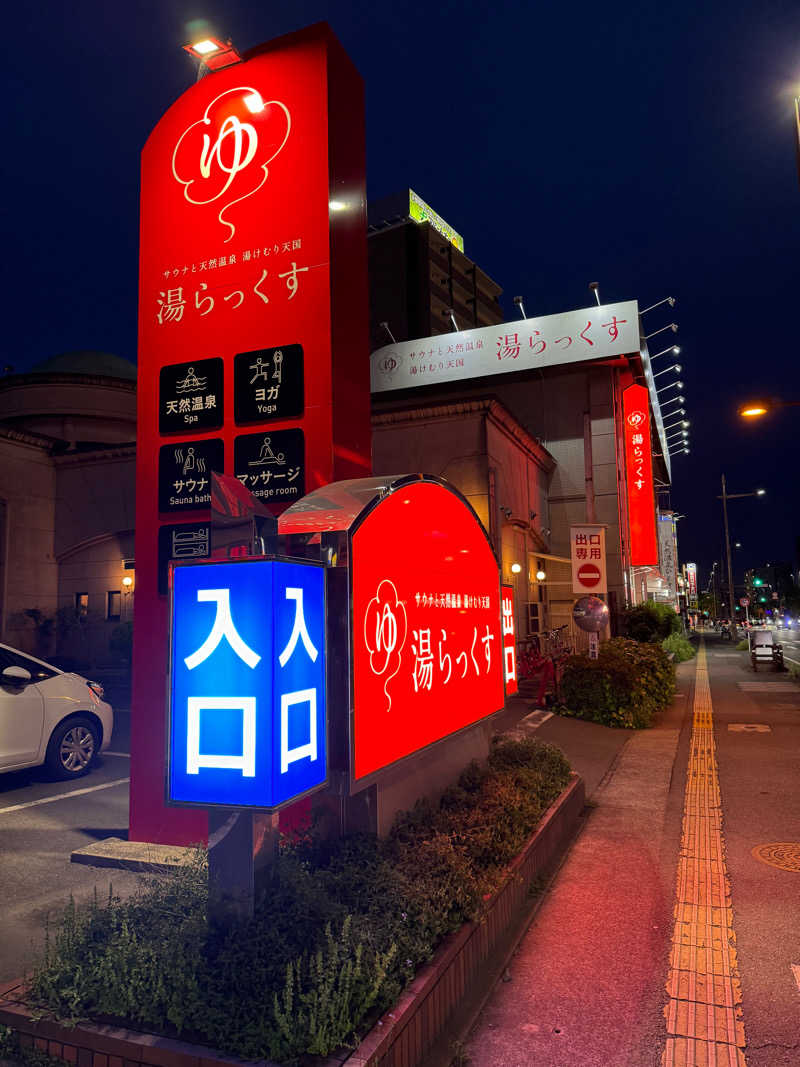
xmin=717 ymin=480 xmax=766 ymax=636
xmin=721 ymin=475 xmax=738 ymax=638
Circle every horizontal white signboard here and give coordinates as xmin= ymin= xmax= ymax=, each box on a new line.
xmin=371 ymin=300 xmax=640 ymax=393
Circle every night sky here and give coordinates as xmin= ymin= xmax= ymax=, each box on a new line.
xmin=5 ymin=1 xmax=799 ymax=587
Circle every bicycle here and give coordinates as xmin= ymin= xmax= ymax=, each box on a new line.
xmin=518 ymin=626 xmax=574 ymax=707
xmin=539 ymin=625 xmax=573 ymax=705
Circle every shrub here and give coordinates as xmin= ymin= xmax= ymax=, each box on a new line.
xmin=109 ymin=622 xmax=134 ymax=665
xmin=736 ymin=639 xmax=749 ymax=651
xmin=623 ymin=600 xmax=681 ymax=643
xmin=662 ymin=632 xmax=696 ymax=663
xmin=28 ymin=738 xmax=571 ymax=1065
xmin=560 ymin=637 xmax=674 ymax=728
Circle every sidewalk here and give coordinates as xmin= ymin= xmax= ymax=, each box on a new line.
xmin=462 ymin=658 xmax=694 ymax=1066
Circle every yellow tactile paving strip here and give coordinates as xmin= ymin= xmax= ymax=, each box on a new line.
xmin=662 ymin=643 xmax=748 ymax=1067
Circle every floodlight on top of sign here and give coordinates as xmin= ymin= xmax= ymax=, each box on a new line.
xmin=183 ymin=36 xmax=242 ymax=71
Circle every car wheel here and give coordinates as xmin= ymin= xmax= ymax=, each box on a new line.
xmin=45 ymin=716 xmax=99 ymax=779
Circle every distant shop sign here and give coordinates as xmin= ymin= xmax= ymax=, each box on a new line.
xmin=685 ymin=562 xmax=698 ymax=608
xmin=570 ymin=525 xmax=608 ymax=595
xmin=371 ymin=301 xmax=640 ymax=394
xmin=408 ymin=189 xmax=464 ymax=252
xmin=657 ymin=513 xmax=678 ymax=603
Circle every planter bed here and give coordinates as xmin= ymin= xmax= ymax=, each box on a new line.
xmin=0 ymin=774 xmax=584 ymax=1067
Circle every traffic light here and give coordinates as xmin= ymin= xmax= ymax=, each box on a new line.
xmin=753 ymin=578 xmax=763 ymax=586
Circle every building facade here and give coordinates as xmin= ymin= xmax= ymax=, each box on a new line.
xmin=368 ymin=191 xmax=504 ymax=352
xmin=0 ymin=353 xmax=136 ymax=666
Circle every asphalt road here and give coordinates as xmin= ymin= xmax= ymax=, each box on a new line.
xmin=0 ymin=709 xmax=140 ymax=984
xmin=777 ymin=627 xmax=800 ymax=671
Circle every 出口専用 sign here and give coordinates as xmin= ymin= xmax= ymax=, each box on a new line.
xmin=570 ymin=525 xmax=608 ymax=595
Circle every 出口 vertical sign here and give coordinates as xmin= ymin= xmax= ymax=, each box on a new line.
xmin=501 ymin=584 xmax=518 ymax=696
xmin=133 ymin=24 xmax=370 ymax=845
xmin=570 ymin=525 xmax=608 ymax=595
xmin=622 ymin=384 xmax=658 ymax=566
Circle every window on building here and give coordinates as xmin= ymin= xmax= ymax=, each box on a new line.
xmin=75 ymin=592 xmax=88 ymax=618
xmin=107 ymin=591 xmax=121 ymax=621
xmin=527 ymin=602 xmax=540 ymax=634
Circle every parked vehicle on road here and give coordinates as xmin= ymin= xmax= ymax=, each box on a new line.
xmin=748 ymin=629 xmax=784 ymax=672
xmin=0 ymin=643 xmax=113 ymax=778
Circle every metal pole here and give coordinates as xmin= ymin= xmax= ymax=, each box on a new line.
xmin=583 ymin=407 xmax=597 ymax=523
xmin=722 ymin=475 xmax=737 ymax=639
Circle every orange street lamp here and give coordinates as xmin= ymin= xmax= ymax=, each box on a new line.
xmin=738 ymin=398 xmax=800 ymax=419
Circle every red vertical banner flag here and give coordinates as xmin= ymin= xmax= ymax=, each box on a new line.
xmin=622 ymin=384 xmax=658 ymax=566
xmin=501 ymin=585 xmax=518 ymax=696
xmin=131 ymin=24 xmax=371 ymax=845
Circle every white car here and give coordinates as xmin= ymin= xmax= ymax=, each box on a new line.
xmin=0 ymin=643 xmax=113 ymax=778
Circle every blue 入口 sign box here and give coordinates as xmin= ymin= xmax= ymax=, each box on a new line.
xmin=168 ymin=557 xmax=326 ymax=811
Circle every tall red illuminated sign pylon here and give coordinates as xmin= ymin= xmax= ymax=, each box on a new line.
xmin=131 ymin=24 xmax=370 ymax=845
xmin=622 ymin=383 xmax=658 ymax=566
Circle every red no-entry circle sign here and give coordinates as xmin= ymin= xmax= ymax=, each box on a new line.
xmin=577 ymin=563 xmax=602 ymax=588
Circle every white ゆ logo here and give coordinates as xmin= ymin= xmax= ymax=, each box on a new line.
xmin=199 ymin=114 xmax=258 ymax=200
xmin=171 ymin=87 xmax=291 ymax=242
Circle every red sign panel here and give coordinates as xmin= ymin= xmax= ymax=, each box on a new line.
xmin=131 ymin=25 xmax=370 ymax=845
xmin=622 ymin=384 xmax=658 ymax=566
xmin=352 ymin=482 xmax=505 ymax=781
xmin=501 ymin=584 xmax=518 ymax=696
xmin=577 ymin=563 xmax=602 ymax=588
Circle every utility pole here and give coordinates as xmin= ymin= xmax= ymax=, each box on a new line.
xmin=721 ymin=475 xmax=738 ymax=639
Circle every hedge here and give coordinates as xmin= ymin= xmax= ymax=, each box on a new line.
xmin=623 ymin=600 xmax=681 ymax=642
xmin=27 ymin=737 xmax=571 ymax=1065
xmin=559 ymin=636 xmax=675 ymax=728
xmin=662 ymin=631 xmax=696 ymax=662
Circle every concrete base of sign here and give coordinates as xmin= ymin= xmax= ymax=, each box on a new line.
xmin=70 ymin=837 xmax=197 ymax=873
xmin=351 ymin=703 xmax=515 ymax=838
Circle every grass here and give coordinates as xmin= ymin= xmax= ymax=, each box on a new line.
xmin=26 ymin=737 xmax=572 ymax=1065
